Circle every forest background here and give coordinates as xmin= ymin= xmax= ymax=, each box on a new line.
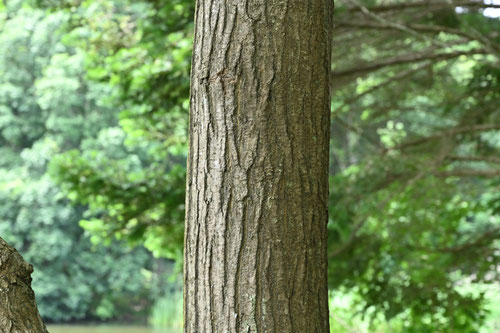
xmin=0 ymin=0 xmax=499 ymax=332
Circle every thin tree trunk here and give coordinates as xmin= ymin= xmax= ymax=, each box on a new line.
xmin=0 ymin=237 xmax=48 ymax=333
xmin=184 ymin=0 xmax=333 ymax=332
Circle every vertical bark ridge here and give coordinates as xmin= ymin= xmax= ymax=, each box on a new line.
xmin=185 ymin=0 xmax=332 ymax=332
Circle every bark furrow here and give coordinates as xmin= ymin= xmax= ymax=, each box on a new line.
xmin=184 ymin=1 xmax=333 ymax=332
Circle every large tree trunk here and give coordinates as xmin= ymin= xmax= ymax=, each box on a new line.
xmin=0 ymin=237 xmax=48 ymax=333
xmin=184 ymin=0 xmax=333 ymax=332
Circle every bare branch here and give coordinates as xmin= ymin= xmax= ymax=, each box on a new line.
xmin=342 ymin=0 xmax=451 ymax=49
xmin=333 ymin=61 xmax=433 ymax=112
xmin=344 ymin=1 xmax=500 ymax=13
xmin=434 ymin=169 xmax=500 ymax=178
xmin=446 ymin=155 xmax=500 ymax=164
xmin=333 ymin=20 xmax=500 ymax=57
xmin=332 ymin=49 xmax=488 ymax=78
xmin=391 ymin=124 xmax=500 ymax=151
xmin=422 ymin=227 xmax=500 ymax=253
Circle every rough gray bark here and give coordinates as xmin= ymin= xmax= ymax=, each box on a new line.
xmin=184 ymin=0 xmax=333 ymax=332
xmin=0 ymin=237 xmax=48 ymax=333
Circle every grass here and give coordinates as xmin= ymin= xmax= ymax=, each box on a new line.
xmin=149 ymin=292 xmax=183 ymax=331
xmin=147 ymin=287 xmax=500 ymax=332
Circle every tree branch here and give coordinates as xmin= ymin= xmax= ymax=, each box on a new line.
xmin=344 ymin=1 xmax=500 ymax=13
xmin=334 ymin=61 xmax=433 ymax=112
xmin=342 ymin=0 xmax=452 ymax=49
xmin=446 ymin=155 xmax=500 ymax=164
xmin=333 ymin=20 xmax=500 ymax=57
xmin=391 ymin=124 xmax=500 ymax=151
xmin=434 ymin=169 xmax=500 ymax=178
xmin=422 ymin=227 xmax=500 ymax=253
xmin=332 ymin=49 xmax=488 ymax=78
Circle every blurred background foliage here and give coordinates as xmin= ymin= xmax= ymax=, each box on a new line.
xmin=0 ymin=0 xmax=499 ymax=331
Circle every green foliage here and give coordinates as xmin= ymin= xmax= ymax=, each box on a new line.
xmin=1 ymin=0 xmax=498 ymax=329
xmin=46 ymin=0 xmax=193 ymax=259
xmin=50 ymin=141 xmax=186 ymax=258
xmin=45 ymin=0 xmax=500 ymax=329
xmin=328 ymin=0 xmax=500 ymax=329
xmin=0 ymin=157 xmax=154 ymax=321
xmin=0 ymin=3 xmax=159 ymax=322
